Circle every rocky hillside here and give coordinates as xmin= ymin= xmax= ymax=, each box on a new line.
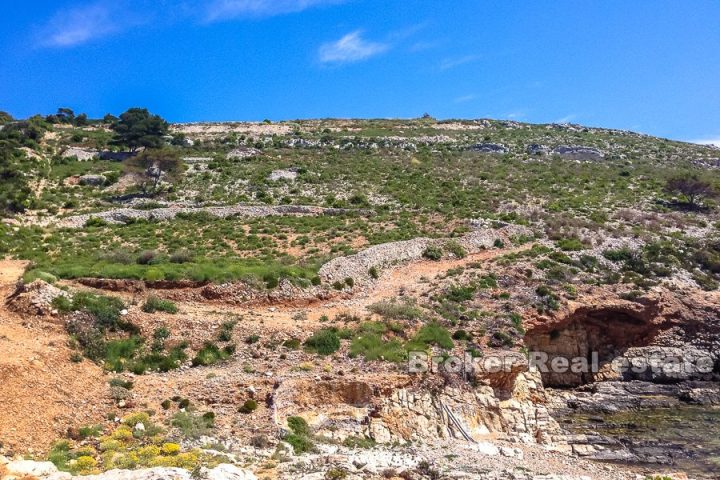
xmin=0 ymin=113 xmax=719 ymax=480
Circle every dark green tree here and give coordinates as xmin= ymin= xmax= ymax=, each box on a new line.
xmin=126 ymin=148 xmax=183 ymax=194
xmin=0 ymin=111 xmax=13 ymax=124
xmin=111 ymin=108 xmax=169 ymax=152
xmin=664 ymin=174 xmax=719 ymax=209
xmin=74 ymin=113 xmax=89 ymax=126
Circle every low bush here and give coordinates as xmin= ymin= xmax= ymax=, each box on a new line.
xmin=406 ymin=323 xmax=454 ymax=351
xmin=171 ymin=411 xmax=215 ymax=439
xmin=349 ymin=328 xmax=406 ymax=362
xmin=23 ymin=270 xmax=58 ymax=284
xmin=422 ymin=245 xmax=442 ymax=260
xmin=284 ymin=415 xmax=315 ymax=454
xmin=239 ymin=399 xmax=258 ymax=414
xmin=191 ymin=342 xmax=232 ymax=367
xmin=368 ymin=298 xmax=424 ymax=321
xmin=557 ymin=237 xmax=585 ymax=251
xmin=218 ymin=320 xmax=236 ymax=341
xmin=142 ymin=295 xmax=178 ymax=314
xmin=444 ymin=240 xmax=466 ymax=258
xmin=304 ymin=329 xmax=340 ymax=355
xmin=342 ymin=436 xmax=376 ymax=449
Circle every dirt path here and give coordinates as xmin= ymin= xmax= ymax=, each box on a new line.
xmin=177 ymin=245 xmax=529 ymax=330
xmin=0 ymin=259 xmax=111 ymax=454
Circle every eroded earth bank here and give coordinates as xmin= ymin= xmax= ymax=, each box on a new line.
xmin=2 ymin=223 xmax=719 ymax=480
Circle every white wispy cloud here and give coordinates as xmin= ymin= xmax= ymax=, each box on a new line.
xmin=554 ymin=114 xmax=577 ymax=124
xmin=37 ymin=1 xmax=123 ymax=47
xmin=204 ymin=0 xmax=345 ymax=22
xmin=453 ymin=94 xmax=478 ymax=104
xmin=689 ymin=137 xmax=720 ymax=147
xmin=439 ymin=54 xmax=480 ymax=71
xmin=35 ymin=0 xmax=346 ymax=48
xmin=318 ymin=30 xmax=389 ymax=64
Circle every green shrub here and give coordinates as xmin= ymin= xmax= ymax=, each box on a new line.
xmin=169 ymin=249 xmax=193 ymax=264
xmin=142 ymin=295 xmax=178 ymax=314
xmin=239 ymin=399 xmax=258 ymax=414
xmin=23 ymin=270 xmax=58 ymax=284
xmin=85 ymin=217 xmax=108 ymax=227
xmin=368 ymin=299 xmax=424 ymax=320
xmin=446 ymin=284 xmax=476 ymax=302
xmin=285 ymin=433 xmax=314 ymax=454
xmin=283 ymin=338 xmax=301 ymax=349
xmin=287 ymin=416 xmax=311 ymax=436
xmin=342 ymin=436 xmax=376 ymax=449
xmin=444 ymin=240 xmax=466 ymax=258
xmin=137 ymin=250 xmax=159 ymax=265
xmin=349 ymin=333 xmax=406 ymax=362
xmin=109 ymin=377 xmax=134 ymax=390
xmin=406 ymin=323 xmax=454 ymax=351
xmin=218 ymin=320 xmax=236 ymax=341
xmin=171 ymin=411 xmax=214 ymax=439
xmin=557 ymin=237 xmax=585 ymax=251
xmin=143 ymin=268 xmax=165 ymax=282
xmin=191 ymin=342 xmax=231 ymax=367
xmin=63 ymin=291 xmax=126 ymax=331
xmin=368 ymin=266 xmax=379 ymax=279
xmin=603 ymin=247 xmax=634 ymax=262
xmin=476 ymin=274 xmax=498 ymax=289
xmin=304 ymin=329 xmax=340 ymax=355
xmin=452 ymin=329 xmax=470 ymax=340
xmin=422 ymin=245 xmax=442 ymax=260
xmin=78 ymin=425 xmax=102 ymax=439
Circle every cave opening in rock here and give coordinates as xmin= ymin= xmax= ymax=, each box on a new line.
xmin=525 ymin=308 xmax=656 ymax=388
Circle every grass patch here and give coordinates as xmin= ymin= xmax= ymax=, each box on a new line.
xmin=191 ymin=341 xmax=233 ymax=367
xmin=303 ymin=329 xmax=341 ymax=355
xmin=142 ymin=295 xmax=178 ymax=314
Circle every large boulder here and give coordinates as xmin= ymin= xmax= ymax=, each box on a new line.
xmin=2 ymin=458 xmax=71 ymax=479
xmin=552 ymin=145 xmax=605 ymax=161
xmin=619 ymin=346 xmax=716 ymax=383
xmin=526 ymin=144 xmax=551 ymax=156
xmin=267 ymin=168 xmax=299 ymax=182
xmin=79 ymin=174 xmax=107 ymax=186
xmin=0 ymin=459 xmax=257 ymax=480
xmin=62 ymin=147 xmax=98 ymax=161
xmin=6 ymin=279 xmax=70 ymax=316
xmin=227 ymin=147 xmax=261 ymax=160
xmin=469 ymin=143 xmax=508 ymax=154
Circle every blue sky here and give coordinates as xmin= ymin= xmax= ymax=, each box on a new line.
xmin=1 ymin=0 xmax=719 ymax=144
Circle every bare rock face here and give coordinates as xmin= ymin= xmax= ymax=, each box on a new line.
xmin=267 ymin=168 xmax=299 ymax=182
xmin=524 ymin=288 xmax=720 ymax=388
xmin=369 ymin=376 xmax=559 ymax=445
xmin=470 ymin=143 xmax=509 ymax=154
xmin=226 ymin=147 xmax=261 ymax=160
xmin=6 ymin=279 xmax=69 ymax=316
xmin=78 ymin=174 xmax=107 ymax=186
xmin=62 ymin=147 xmax=98 ymax=161
xmin=273 ymin=372 xmax=561 ymax=447
xmin=526 ymin=143 xmax=551 ymax=156
xmin=551 ymin=145 xmax=605 ymax=161
xmin=0 ymin=459 xmax=257 ymax=480
xmin=620 ymin=346 xmax=716 ymax=383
